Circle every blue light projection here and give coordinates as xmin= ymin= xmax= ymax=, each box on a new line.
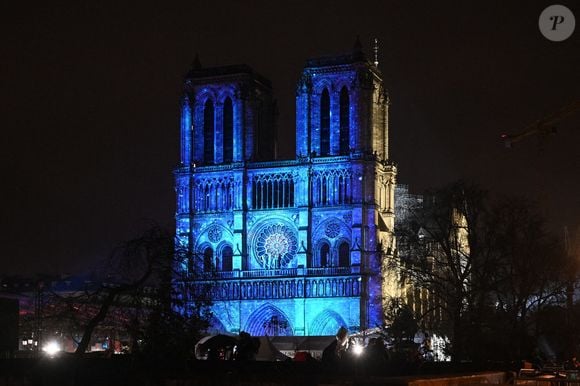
xmin=175 ymin=54 xmax=396 ymax=336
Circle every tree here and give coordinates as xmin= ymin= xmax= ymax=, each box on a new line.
xmin=484 ymin=197 xmax=568 ymax=360
xmin=391 ymin=180 xmax=570 ymax=362
xmin=392 ymin=181 xmax=488 ymax=361
xmin=42 ymin=225 xmax=212 ymax=358
xmin=383 ymin=297 xmax=419 ymax=348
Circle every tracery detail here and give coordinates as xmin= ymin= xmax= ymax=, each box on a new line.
xmin=312 ymin=169 xmax=351 ymax=206
xmin=194 ymin=175 xmax=237 ymax=213
xmin=251 ymin=172 xmax=295 ymax=209
xmin=325 ymin=221 xmax=341 ymax=239
xmin=207 ymin=225 xmax=222 ymax=243
xmin=254 ymin=223 xmax=298 ymax=269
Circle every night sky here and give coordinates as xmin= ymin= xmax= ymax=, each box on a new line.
xmin=1 ymin=1 xmax=578 ymax=275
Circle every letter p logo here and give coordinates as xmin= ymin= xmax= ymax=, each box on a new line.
xmin=539 ymin=5 xmax=576 ymax=41
xmin=550 ymin=15 xmax=566 ymax=30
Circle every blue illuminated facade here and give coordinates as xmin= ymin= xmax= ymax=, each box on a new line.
xmin=174 ymin=48 xmax=397 ymax=336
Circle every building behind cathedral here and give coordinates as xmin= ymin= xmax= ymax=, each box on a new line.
xmin=174 ymin=44 xmax=399 ymax=336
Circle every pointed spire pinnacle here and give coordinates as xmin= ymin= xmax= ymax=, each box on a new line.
xmin=192 ymin=53 xmax=202 ymax=70
xmin=373 ymin=37 xmax=379 ymax=67
xmin=353 ymin=35 xmax=362 ymax=53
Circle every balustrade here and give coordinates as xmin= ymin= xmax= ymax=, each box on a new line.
xmin=189 ymin=276 xmax=361 ymax=301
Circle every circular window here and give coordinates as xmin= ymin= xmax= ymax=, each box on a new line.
xmin=325 ymin=221 xmax=341 ymax=239
xmin=254 ymin=223 xmax=298 ymax=269
xmin=207 ymin=225 xmax=223 ymax=243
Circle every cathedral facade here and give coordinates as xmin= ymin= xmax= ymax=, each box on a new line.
xmin=174 ymin=47 xmax=397 ymax=336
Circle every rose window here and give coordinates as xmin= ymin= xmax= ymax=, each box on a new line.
xmin=254 ymin=223 xmax=297 ymax=269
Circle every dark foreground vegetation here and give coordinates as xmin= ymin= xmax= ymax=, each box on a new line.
xmin=0 ymin=356 xmax=512 ymax=386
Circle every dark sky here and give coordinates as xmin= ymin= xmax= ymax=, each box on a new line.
xmin=1 ymin=1 xmax=578 ymax=275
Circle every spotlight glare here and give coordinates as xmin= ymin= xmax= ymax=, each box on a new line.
xmin=42 ymin=341 xmax=61 ymax=356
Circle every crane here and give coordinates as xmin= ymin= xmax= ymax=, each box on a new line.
xmin=501 ymin=100 xmax=580 ymax=148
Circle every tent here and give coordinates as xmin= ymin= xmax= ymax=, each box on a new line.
xmin=255 ymin=335 xmax=291 ymax=361
xmin=195 ymin=334 xmax=237 ymax=360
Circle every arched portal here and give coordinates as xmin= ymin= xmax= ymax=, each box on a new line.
xmin=244 ymin=303 xmax=293 ymax=336
xmin=310 ymin=309 xmax=348 ymax=336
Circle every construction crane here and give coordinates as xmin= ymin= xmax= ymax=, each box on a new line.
xmin=501 ymin=100 xmax=580 ymax=148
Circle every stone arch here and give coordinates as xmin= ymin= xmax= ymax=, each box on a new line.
xmin=333 ymin=78 xmax=352 ymax=93
xmin=222 ymin=96 xmax=234 ymax=163
xmin=312 ymin=78 xmax=333 ymax=95
xmin=216 ymin=242 xmax=233 ymax=271
xmin=244 ymin=303 xmax=293 ymax=336
xmin=196 ymin=223 xmax=233 ymax=248
xmin=339 ymin=85 xmax=350 ymax=155
xmin=200 ymin=244 xmax=213 ymax=272
xmin=313 ymin=218 xmax=351 ymax=259
xmin=203 ymin=99 xmax=215 ymax=163
xmin=320 ymin=88 xmax=330 ymax=156
xmin=216 ymin=85 xmax=236 ymax=102
xmin=309 ymin=309 xmax=348 ymax=336
xmin=313 ymin=239 xmax=331 ymax=267
xmin=337 ymin=239 xmax=350 ymax=267
xmin=195 ymin=88 xmax=218 ymax=105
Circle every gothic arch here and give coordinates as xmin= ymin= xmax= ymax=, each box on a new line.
xmin=222 ymin=97 xmax=234 ymax=163
xmin=197 ymin=244 xmax=213 ymax=272
xmin=313 ymin=238 xmax=331 ymax=267
xmin=244 ymin=303 xmax=293 ymax=336
xmin=337 ymin=240 xmax=350 ymax=267
xmin=313 ymin=217 xmax=351 ymax=247
xmin=195 ymin=88 xmax=218 ymax=105
xmin=203 ymin=99 xmax=215 ymax=164
xmin=333 ymin=78 xmax=353 ymax=93
xmin=216 ymin=86 xmax=237 ymax=103
xmin=216 ymin=242 xmax=233 ymax=271
xmin=311 ymin=169 xmax=352 ymax=206
xmin=339 ymin=86 xmax=350 ymax=155
xmin=320 ymin=88 xmax=330 ymax=156
xmin=196 ymin=223 xmax=232 ymax=247
xmin=309 ymin=309 xmax=348 ymax=336
xmin=312 ymin=78 xmax=333 ymax=94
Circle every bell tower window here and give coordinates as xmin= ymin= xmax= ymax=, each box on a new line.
xmin=203 ymin=100 xmax=215 ymax=164
xmin=339 ymin=87 xmax=349 ymax=155
xmin=223 ymin=97 xmax=233 ymax=163
xmin=320 ymin=88 xmax=330 ymax=156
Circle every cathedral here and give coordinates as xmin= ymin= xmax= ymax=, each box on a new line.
xmin=174 ymin=43 xmax=398 ymax=336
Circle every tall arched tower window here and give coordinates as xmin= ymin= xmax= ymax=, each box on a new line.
xmin=223 ymin=97 xmax=233 ymax=163
xmin=203 ymin=100 xmax=214 ymax=164
xmin=338 ymin=242 xmax=350 ymax=267
xmin=222 ymin=245 xmax=233 ymax=271
xmin=203 ymin=247 xmax=213 ymax=272
xmin=320 ymin=88 xmax=330 ymax=156
xmin=320 ymin=243 xmax=330 ymax=267
xmin=339 ymin=87 xmax=350 ymax=155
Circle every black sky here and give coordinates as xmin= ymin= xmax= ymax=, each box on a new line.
xmin=1 ymin=1 xmax=578 ymax=275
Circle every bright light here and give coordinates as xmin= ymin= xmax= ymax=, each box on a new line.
xmin=352 ymin=344 xmax=364 ymax=356
xmin=42 ymin=341 xmax=61 ymax=356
